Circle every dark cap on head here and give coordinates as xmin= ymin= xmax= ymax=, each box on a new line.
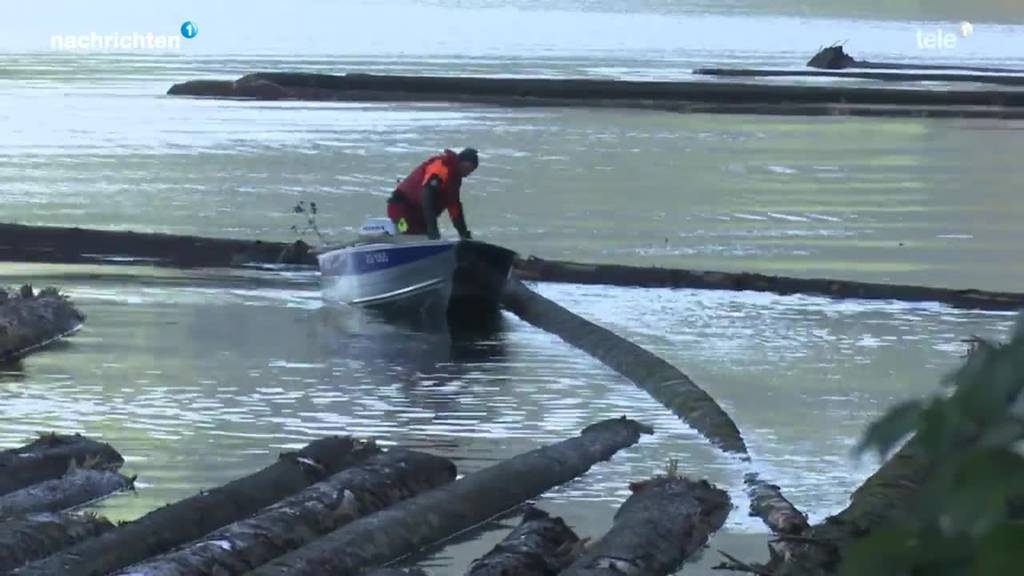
xmin=458 ymin=148 xmax=479 ymax=168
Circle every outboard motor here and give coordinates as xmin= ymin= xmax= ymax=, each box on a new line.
xmin=358 ymin=218 xmax=397 ymax=239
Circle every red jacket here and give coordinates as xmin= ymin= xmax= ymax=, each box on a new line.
xmin=387 ymin=150 xmax=465 ymax=235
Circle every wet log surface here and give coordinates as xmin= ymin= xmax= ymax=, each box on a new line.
xmin=561 ymin=477 xmax=731 ymax=576
xmin=17 ymin=437 xmax=379 ymax=576
xmin=502 ymin=278 xmax=748 ymax=456
xmin=247 ymin=418 xmax=651 ymax=576
xmin=117 ymin=449 xmax=455 ymax=576
xmin=514 ymin=257 xmax=1024 ymax=312
xmin=0 ymin=222 xmax=315 ymax=269
xmin=466 ymin=506 xmax=581 ymax=576
xmin=0 ymin=513 xmax=114 ymax=573
xmin=0 ymin=287 xmax=85 ymax=363
xmin=0 ymin=434 xmax=123 ymax=497
xmin=695 ymin=67 xmax=1024 ymax=86
xmin=0 ymin=470 xmax=132 ymax=518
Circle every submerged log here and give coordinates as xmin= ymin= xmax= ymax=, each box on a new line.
xmin=248 ymin=418 xmax=651 ymax=576
xmin=514 ymin=256 xmax=1024 ymax=312
xmin=806 ymin=45 xmax=1024 ymax=74
xmin=501 ymin=278 xmax=748 ymax=456
xmin=17 ymin=437 xmax=379 ymax=576
xmin=561 ymin=476 xmax=730 ymax=576
xmin=0 ymin=287 xmax=85 ymax=363
xmin=0 ymin=470 xmax=132 ymax=518
xmin=116 ymin=449 xmax=455 ymax=576
xmin=0 ymin=222 xmax=315 ymax=269
xmin=165 ymin=72 xmax=1024 ymax=119
xmin=467 ymin=506 xmax=581 ymax=576
xmin=0 ymin=513 xmax=114 ymax=573
xmin=695 ymin=67 xmax=1024 ymax=87
xmin=0 ymin=434 xmax=123 ymax=497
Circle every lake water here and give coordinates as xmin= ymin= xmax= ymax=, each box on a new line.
xmin=2 ymin=1 xmax=1023 ymax=573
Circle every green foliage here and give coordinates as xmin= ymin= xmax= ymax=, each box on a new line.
xmin=842 ymin=318 xmax=1024 ymax=575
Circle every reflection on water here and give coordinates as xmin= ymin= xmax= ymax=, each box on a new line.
xmin=0 ymin=264 xmax=1014 ymax=574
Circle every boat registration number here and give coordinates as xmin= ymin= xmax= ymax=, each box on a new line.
xmin=364 ymin=252 xmax=389 ymax=265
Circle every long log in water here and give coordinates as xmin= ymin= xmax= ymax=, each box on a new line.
xmin=0 ymin=287 xmax=85 ymax=363
xmin=165 ymin=72 xmax=1024 ymax=119
xmin=16 ymin=437 xmax=379 ymax=576
xmin=502 ymin=278 xmax=748 ymax=456
xmin=514 ymin=257 xmax=1024 ymax=312
xmin=561 ymin=476 xmax=731 ymax=576
xmin=0 ymin=470 xmax=132 ymax=518
xmin=0 ymin=434 xmax=123 ymax=497
xmin=0 ymin=222 xmax=315 ymax=268
xmin=0 ymin=513 xmax=114 ymax=573
xmin=466 ymin=506 xmax=581 ymax=576
xmin=247 ymin=418 xmax=651 ymax=576
xmin=695 ymin=67 xmax=1024 ymax=86
xmin=116 ymin=449 xmax=455 ymax=576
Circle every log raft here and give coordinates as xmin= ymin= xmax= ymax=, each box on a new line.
xmin=0 ymin=286 xmax=85 ymax=363
xmin=116 ymin=449 xmax=455 ymax=576
xmin=0 ymin=513 xmax=114 ymax=573
xmin=514 ymin=256 xmax=1024 ymax=312
xmin=247 ymin=418 xmax=651 ymax=576
xmin=166 ymin=71 xmax=1024 ymax=119
xmin=17 ymin=437 xmax=379 ymax=576
xmin=560 ymin=476 xmax=731 ymax=576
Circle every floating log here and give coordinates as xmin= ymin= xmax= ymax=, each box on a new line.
xmin=561 ymin=476 xmax=730 ymax=576
xmin=0 ymin=286 xmax=85 ymax=363
xmin=116 ymin=449 xmax=455 ymax=576
xmin=467 ymin=506 xmax=581 ymax=576
xmin=165 ymin=72 xmax=1024 ymax=119
xmin=0 ymin=222 xmax=315 ymax=269
xmin=695 ymin=67 xmax=1024 ymax=87
xmin=0 ymin=434 xmax=123 ymax=497
xmin=17 ymin=436 xmax=379 ymax=576
xmin=514 ymin=256 xmax=1024 ymax=312
xmin=0 ymin=470 xmax=132 ymax=518
xmin=247 ymin=418 xmax=651 ymax=576
xmin=807 ymin=45 xmax=1024 ymax=74
xmin=0 ymin=513 xmax=114 ymax=573
xmin=502 ymin=278 xmax=748 ymax=456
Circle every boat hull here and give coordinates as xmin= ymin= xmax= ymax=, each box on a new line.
xmin=318 ymin=239 xmax=515 ymax=322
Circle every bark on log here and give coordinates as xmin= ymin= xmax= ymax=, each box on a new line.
xmin=116 ymin=449 xmax=455 ymax=576
xmin=514 ymin=256 xmax=1024 ymax=312
xmin=0 ymin=470 xmax=132 ymax=518
xmin=0 ymin=513 xmax=114 ymax=573
xmin=247 ymin=418 xmax=651 ymax=576
xmin=16 ymin=437 xmax=379 ymax=576
xmin=695 ymin=67 xmax=1024 ymax=87
xmin=0 ymin=434 xmax=123 ymax=497
xmin=744 ymin=473 xmax=809 ymax=536
xmin=560 ymin=476 xmax=731 ymax=576
xmin=466 ymin=506 xmax=581 ymax=576
xmin=501 ymin=278 xmax=748 ymax=456
xmin=0 ymin=287 xmax=85 ymax=363
xmin=0 ymin=222 xmax=315 ymax=269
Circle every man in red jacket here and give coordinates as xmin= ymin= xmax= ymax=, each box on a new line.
xmin=387 ymin=148 xmax=478 ymax=240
